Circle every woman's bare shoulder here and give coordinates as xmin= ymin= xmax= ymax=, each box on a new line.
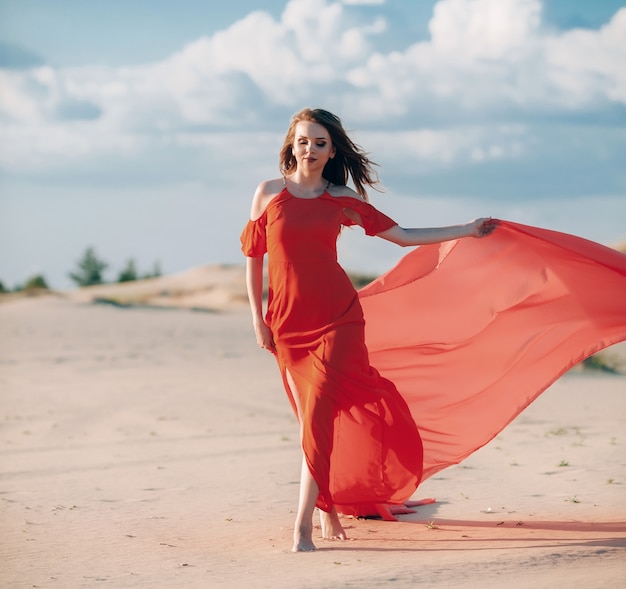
xmin=250 ymin=178 xmax=284 ymax=220
xmin=257 ymin=177 xmax=284 ymax=196
xmin=326 ymin=184 xmax=365 ymax=201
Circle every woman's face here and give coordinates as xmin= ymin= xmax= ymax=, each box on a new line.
xmin=292 ymin=120 xmax=335 ymax=173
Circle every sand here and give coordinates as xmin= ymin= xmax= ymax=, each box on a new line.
xmin=1 ymin=287 xmax=625 ymax=588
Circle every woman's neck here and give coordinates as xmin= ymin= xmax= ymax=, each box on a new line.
xmin=286 ymin=172 xmax=328 ymax=197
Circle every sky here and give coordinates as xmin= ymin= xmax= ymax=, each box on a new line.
xmin=0 ymin=0 xmax=625 ymax=289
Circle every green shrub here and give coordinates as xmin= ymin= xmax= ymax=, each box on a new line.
xmin=23 ymin=275 xmax=49 ymax=290
xmin=347 ymin=272 xmax=378 ymax=289
xmin=117 ymin=259 xmax=161 ymax=283
xmin=69 ymin=247 xmax=109 ymax=287
xmin=143 ymin=261 xmax=162 ymax=279
xmin=117 ymin=259 xmax=138 ymax=283
xmin=582 ymin=354 xmax=618 ymax=374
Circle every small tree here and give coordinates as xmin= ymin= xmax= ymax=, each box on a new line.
xmin=0 ymin=280 xmax=6 ymax=293
xmin=143 ymin=261 xmax=162 ymax=279
xmin=69 ymin=247 xmax=108 ymax=287
xmin=23 ymin=274 xmax=49 ymax=290
xmin=117 ymin=259 xmax=138 ymax=283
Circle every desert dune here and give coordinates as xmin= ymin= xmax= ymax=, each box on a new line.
xmin=1 ymin=266 xmax=625 ymax=588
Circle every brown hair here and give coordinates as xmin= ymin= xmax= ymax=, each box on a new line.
xmin=279 ymin=108 xmax=379 ymax=201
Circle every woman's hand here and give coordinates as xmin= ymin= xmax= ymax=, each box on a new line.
xmin=254 ymin=319 xmax=276 ymax=354
xmin=468 ymin=217 xmax=498 ymax=238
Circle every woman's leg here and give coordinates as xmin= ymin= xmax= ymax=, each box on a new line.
xmin=292 ymin=454 xmax=347 ymax=551
xmin=292 ymin=455 xmax=320 ymax=552
xmin=286 ymin=368 xmax=347 ymax=551
xmin=285 ymin=369 xmax=318 ymax=552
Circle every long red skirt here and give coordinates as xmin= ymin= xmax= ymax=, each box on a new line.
xmin=360 ymin=220 xmax=626 ymax=483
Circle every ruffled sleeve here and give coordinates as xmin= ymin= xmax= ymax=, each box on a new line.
xmin=341 ymin=199 xmax=398 ymax=236
xmin=240 ymin=214 xmax=268 ymax=257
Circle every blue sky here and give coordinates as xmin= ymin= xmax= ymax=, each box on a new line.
xmin=1 ymin=0 xmax=625 ymax=289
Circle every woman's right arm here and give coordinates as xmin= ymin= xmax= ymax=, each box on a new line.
xmin=243 ymin=254 xmax=267 ymax=345
xmin=246 ymin=255 xmax=264 ymax=323
xmin=246 ymin=256 xmax=275 ymax=353
xmin=245 ymin=179 xmax=280 ymax=353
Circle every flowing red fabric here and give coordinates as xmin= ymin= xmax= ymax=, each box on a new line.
xmin=360 ymin=220 xmax=626 ymax=482
xmin=242 ymin=191 xmax=626 ymax=516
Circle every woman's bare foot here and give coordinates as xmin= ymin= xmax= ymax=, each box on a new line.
xmin=292 ymin=522 xmax=317 ymax=552
xmin=320 ymin=509 xmax=347 ymax=541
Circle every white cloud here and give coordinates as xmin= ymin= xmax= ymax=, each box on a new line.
xmin=0 ymin=70 xmax=42 ymax=121
xmin=358 ymin=125 xmax=527 ymax=169
xmin=0 ymin=0 xmax=391 ymax=170
xmin=0 ymin=0 xmax=624 ymax=176
xmin=429 ymin=0 xmax=541 ymax=60
xmin=342 ymin=0 xmax=385 ymax=5
xmin=345 ymin=0 xmax=626 ymax=117
xmin=543 ymin=8 xmax=626 ymax=106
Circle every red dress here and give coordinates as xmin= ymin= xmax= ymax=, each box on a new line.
xmin=241 ymin=188 xmax=626 ymax=516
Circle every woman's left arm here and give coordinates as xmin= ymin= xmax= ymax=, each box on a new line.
xmin=377 ymin=218 xmax=497 ymax=246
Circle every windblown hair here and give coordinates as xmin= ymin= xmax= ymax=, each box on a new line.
xmin=279 ymin=108 xmax=379 ymax=201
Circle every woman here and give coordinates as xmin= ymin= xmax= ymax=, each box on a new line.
xmin=241 ymin=108 xmax=497 ymax=552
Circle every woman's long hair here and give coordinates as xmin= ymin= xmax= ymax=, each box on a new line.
xmin=279 ymin=108 xmax=379 ymax=201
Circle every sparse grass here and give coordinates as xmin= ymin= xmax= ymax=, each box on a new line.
xmin=565 ymin=496 xmax=580 ymax=504
xmin=548 ymin=427 xmax=568 ymax=437
xmin=607 ymin=478 xmax=614 ymax=484
xmin=426 ymin=520 xmax=439 ymax=529
xmin=558 ymin=460 xmax=570 ymax=467
xmin=581 ymin=354 xmax=619 ymax=374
